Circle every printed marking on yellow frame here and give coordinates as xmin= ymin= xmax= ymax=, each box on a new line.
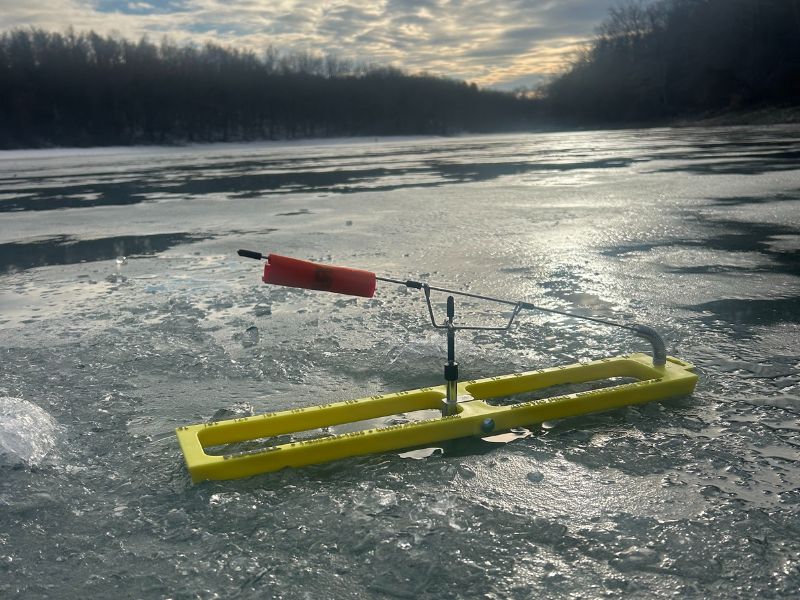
xmin=176 ymin=353 xmax=697 ymax=482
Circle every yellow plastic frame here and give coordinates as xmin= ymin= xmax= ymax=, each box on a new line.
xmin=176 ymin=353 xmax=697 ymax=482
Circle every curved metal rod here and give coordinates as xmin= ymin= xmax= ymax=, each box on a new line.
xmin=629 ymin=324 xmax=667 ymax=366
xmin=392 ymin=278 xmax=667 ymax=366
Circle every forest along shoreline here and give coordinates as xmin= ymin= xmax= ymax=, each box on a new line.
xmin=1 ymin=0 xmax=798 ymax=149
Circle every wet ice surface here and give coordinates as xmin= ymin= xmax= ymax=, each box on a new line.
xmin=1 ymin=128 xmax=799 ymax=598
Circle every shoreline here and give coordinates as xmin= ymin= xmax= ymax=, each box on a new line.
xmin=2 ymin=106 xmax=799 ymax=154
xmin=669 ymin=105 xmax=800 ymax=128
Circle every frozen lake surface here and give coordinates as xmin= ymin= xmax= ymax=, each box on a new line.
xmin=1 ymin=128 xmax=799 ymax=598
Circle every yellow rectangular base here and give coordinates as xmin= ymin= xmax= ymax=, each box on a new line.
xmin=176 ymin=353 xmax=697 ymax=482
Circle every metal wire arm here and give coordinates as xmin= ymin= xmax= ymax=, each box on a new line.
xmin=377 ymin=276 xmax=667 ymax=366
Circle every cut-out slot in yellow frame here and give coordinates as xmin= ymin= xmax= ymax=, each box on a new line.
xmin=176 ymin=353 xmax=697 ymax=482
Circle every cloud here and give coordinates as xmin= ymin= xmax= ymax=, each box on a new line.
xmin=94 ymin=1 xmax=190 ymax=15
xmin=0 ymin=0 xmax=620 ymax=89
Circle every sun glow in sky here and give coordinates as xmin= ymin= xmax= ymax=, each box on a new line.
xmin=0 ymin=0 xmax=621 ymax=89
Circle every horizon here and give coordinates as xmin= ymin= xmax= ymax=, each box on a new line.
xmin=0 ymin=0 xmax=623 ymax=90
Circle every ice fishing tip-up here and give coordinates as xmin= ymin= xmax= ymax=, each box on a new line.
xmin=236 ymin=249 xmax=667 ymax=368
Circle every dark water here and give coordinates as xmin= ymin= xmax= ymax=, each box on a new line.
xmin=1 ymin=128 xmax=799 ymax=598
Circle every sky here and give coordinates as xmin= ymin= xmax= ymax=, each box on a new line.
xmin=0 ymin=0 xmax=622 ymax=90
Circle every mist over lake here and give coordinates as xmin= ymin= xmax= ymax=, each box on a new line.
xmin=1 ymin=127 xmax=799 ymax=598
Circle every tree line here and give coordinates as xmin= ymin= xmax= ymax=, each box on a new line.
xmin=0 ymin=29 xmax=537 ymax=148
xmin=3 ymin=1 xmax=798 ymax=148
xmin=542 ymin=0 xmax=800 ymax=124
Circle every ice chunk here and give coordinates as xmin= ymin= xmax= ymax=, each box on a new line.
xmin=241 ymin=325 xmax=260 ymax=347
xmin=0 ymin=397 xmax=57 ymax=466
